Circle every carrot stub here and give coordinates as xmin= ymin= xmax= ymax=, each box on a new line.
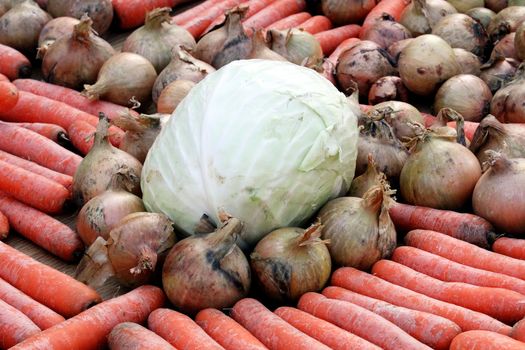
xmin=0 ymin=299 xmax=40 ymax=349
xmin=12 ymin=122 xmax=69 ymax=145
xmin=0 ymin=210 xmax=8 ymax=240
xmin=493 ymin=237 xmax=525 ymax=260
xmin=0 ymin=44 xmax=31 ymax=81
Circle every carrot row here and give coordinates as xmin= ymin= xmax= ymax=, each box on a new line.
xmin=0 ymin=299 xmax=40 ymax=349
xmin=266 ymin=12 xmax=311 ymax=30
xmin=314 ymin=24 xmax=361 ymax=55
xmin=0 ymin=44 xmax=31 ymax=81
xmin=0 ymin=210 xmax=8 ymax=240
xmin=243 ymin=0 xmax=306 ymax=36
xmin=295 ymin=15 xmax=332 ymax=34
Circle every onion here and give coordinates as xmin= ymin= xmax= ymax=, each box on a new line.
xmin=479 ymin=54 xmax=519 ymax=94
xmin=83 ymin=53 xmax=157 ymax=107
xmin=247 ymin=30 xmax=287 ymax=61
xmin=371 ymin=101 xmax=425 ymax=141
xmin=0 ymin=1 xmax=51 ymax=53
xmin=487 ymin=6 xmax=525 ymax=42
xmin=152 ymin=46 xmax=215 ymax=103
xmin=368 ymin=76 xmax=410 ymax=104
xmin=431 ymin=13 xmax=488 ymax=57
xmin=162 ymin=215 xmax=251 ymax=314
xmin=469 ymin=115 xmax=525 ymax=165
xmin=268 ymin=28 xmax=324 ymax=71
xmin=387 ymin=38 xmax=414 ymax=63
xmin=491 ymin=63 xmax=525 ymax=123
xmin=42 ymin=15 xmax=115 ymax=90
xmin=156 ymin=80 xmax=196 ymax=114
xmin=46 ymin=0 xmax=113 ymax=35
xmin=349 ymin=154 xmax=386 ymax=198
xmin=399 ymin=116 xmax=482 ymax=210
xmin=37 ymin=16 xmax=79 ymax=59
xmin=447 ymin=0 xmax=484 ymax=13
xmin=319 ymin=184 xmax=397 ymax=269
xmin=434 ymin=74 xmax=492 ymax=122
xmin=466 ymin=7 xmax=496 ymax=31
xmin=453 ymin=48 xmax=482 ymax=75
xmin=485 ymin=0 xmax=509 ymax=13
xmin=360 ymin=14 xmax=412 ymax=49
xmin=250 ymin=222 xmax=331 ymax=302
xmin=491 ymin=32 xmax=518 ymax=60
xmin=194 ymin=7 xmax=251 ymax=69
xmin=510 ymin=0 xmax=525 ymax=4
xmin=122 ymin=7 xmax=196 ymax=74
xmin=399 ymin=0 xmax=457 ymax=37
xmin=398 ymin=34 xmax=460 ymax=96
xmin=336 ymin=40 xmax=396 ymax=99
xmin=514 ymin=21 xmax=525 ymax=60
xmin=72 ymin=114 xmax=142 ymax=206
xmin=320 ymin=0 xmax=376 ymax=25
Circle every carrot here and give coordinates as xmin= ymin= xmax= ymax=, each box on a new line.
xmin=181 ymin=0 xmax=248 ymax=37
xmin=0 ymin=44 xmax=31 ymax=81
xmin=12 ymin=122 xmax=69 ymax=145
xmin=405 ymin=229 xmax=525 ymax=281
xmin=388 ymin=202 xmax=493 ymax=248
xmin=297 ymin=292 xmax=431 ymax=350
xmin=68 ymin=120 xmax=96 ymax=156
xmin=331 ymin=267 xmax=512 ymax=334
xmin=265 ymin=12 xmax=311 ymax=30
xmin=243 ymin=0 xmax=307 ymax=36
xmin=450 ymin=330 xmax=525 ymax=350
xmin=295 ymin=15 xmax=332 ymax=34
xmin=0 ymin=299 xmax=41 ymax=349
xmin=423 ymin=115 xmax=479 ymax=141
xmin=360 ymin=0 xmax=411 ymax=36
xmin=0 ymin=122 xmax=82 ymax=176
xmin=0 ymin=79 xmax=19 ymax=111
xmin=0 ymin=277 xmax=65 ymax=330
xmin=274 ymin=306 xmax=382 ymax=350
xmin=314 ymin=24 xmax=362 ymax=55
xmin=112 ymin=0 xmax=193 ymax=29
xmin=231 ymin=298 xmax=331 ymax=350
xmin=0 ymin=241 xmax=101 ymax=317
xmin=511 ymin=317 xmax=525 ymax=342
xmin=0 ymin=210 xmax=7 ymax=240
xmin=172 ymin=0 xmax=228 ymax=25
xmin=372 ymin=259 xmax=525 ymax=324
xmin=195 ymin=308 xmax=268 ymax=350
xmin=108 ymin=322 xmax=176 ymax=350
xmin=148 ymin=308 xmax=225 ymax=350
xmin=10 ymin=285 xmax=165 ymax=350
xmin=322 ymin=37 xmax=361 ymax=83
xmin=493 ymin=237 xmax=525 ymax=260
xmin=393 ymin=246 xmax=525 ymax=296
xmin=0 ymin=73 xmax=9 ymax=82
xmin=322 ymin=286 xmax=461 ymax=350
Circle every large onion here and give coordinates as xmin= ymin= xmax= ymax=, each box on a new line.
xmin=37 ymin=16 xmax=79 ymax=59
xmin=268 ymin=28 xmax=323 ymax=71
xmin=447 ymin=0 xmax=484 ymax=13
xmin=491 ymin=63 xmax=525 ymax=123
xmin=453 ymin=48 xmax=482 ymax=75
xmin=515 ymin=21 xmax=525 ymax=61
xmin=320 ymin=0 xmax=376 ymax=25
xmin=368 ymin=76 xmax=410 ymax=104
xmin=360 ymin=13 xmax=412 ymax=49
xmin=491 ymin=32 xmax=518 ymax=61
xmin=399 ymin=0 xmax=457 ymax=37
xmin=156 ymin=80 xmax=196 ymax=114
xmin=46 ymin=0 xmax=113 ymax=35
xmin=431 ymin=13 xmax=488 ymax=57
xmin=480 ymin=55 xmax=519 ymax=94
xmin=250 ymin=222 xmax=331 ymax=302
xmin=371 ymin=101 xmax=425 ymax=140
xmin=487 ymin=6 xmax=525 ymax=42
xmin=466 ymin=7 xmax=496 ymax=31
xmin=319 ymin=184 xmax=397 ymax=269
xmin=473 ymin=151 xmax=525 ymax=235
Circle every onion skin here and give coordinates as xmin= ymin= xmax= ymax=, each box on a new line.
xmin=349 ymin=154 xmax=385 ymax=198
xmin=321 ymin=0 xmax=376 ymax=25
xmin=387 ymin=38 xmax=414 ymax=63
xmin=431 ymin=13 xmax=488 ymax=57
xmin=453 ymin=48 xmax=482 ymax=76
xmin=466 ymin=7 xmax=496 ymax=31
xmin=156 ymin=80 xmax=195 ymax=114
xmin=480 ymin=56 xmax=519 ymax=94
xmin=37 ymin=16 xmax=80 ymax=59
xmin=485 ymin=0 xmax=509 ymax=14
xmin=447 ymin=0 xmax=484 ymax=13
xmin=491 ymin=63 xmax=525 ymax=123
xmin=487 ymin=6 xmax=525 ymax=42
xmin=515 ymin=21 xmax=525 ymax=61
xmin=399 ymin=0 xmax=457 ymax=37
xmin=368 ymin=76 xmax=410 ymax=104
xmin=371 ymin=101 xmax=425 ymax=141
xmin=491 ymin=32 xmax=518 ymax=61
xmin=247 ymin=30 xmax=287 ymax=61
xmin=269 ymin=28 xmax=324 ymax=71
xmin=47 ymin=0 xmax=113 ymax=35
xmin=360 ymin=14 xmax=412 ymax=49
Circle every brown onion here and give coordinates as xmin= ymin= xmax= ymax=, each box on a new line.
xmin=387 ymin=38 xmax=414 ymax=63
xmin=349 ymin=154 xmax=386 ymax=198
xmin=480 ymin=54 xmax=519 ymax=94
xmin=431 ymin=13 xmax=488 ymax=57
xmin=320 ymin=0 xmax=376 ymax=25
xmin=319 ymin=184 xmax=397 ymax=269
xmin=398 ymin=34 xmax=460 ymax=96
xmin=83 ymin=53 xmax=157 ymax=106
xmin=46 ymin=0 xmax=113 ymax=35
xmin=447 ymin=0 xmax=484 ymax=12
xmin=491 ymin=32 xmax=518 ymax=60
xmin=514 ymin=21 xmax=525 ymax=60
xmin=466 ymin=7 xmax=496 ymax=32
xmin=269 ymin=28 xmax=324 ymax=71
xmin=434 ymin=74 xmax=492 ymax=122
xmin=122 ymin=8 xmax=196 ymax=74
xmin=37 ymin=16 xmax=79 ymax=59
xmin=453 ymin=48 xmax=482 ymax=75
xmin=162 ymin=215 xmax=251 ymax=314
xmin=360 ymin=13 xmax=412 ymax=49
xmin=152 ymin=46 xmax=215 ymax=103
xmin=247 ymin=30 xmax=287 ymax=61
xmin=42 ymin=15 xmax=115 ymax=90
xmin=399 ymin=0 xmax=457 ymax=37
xmin=487 ymin=6 xmax=525 ymax=42
xmin=156 ymin=80 xmax=196 ymax=114
xmin=72 ymin=114 xmax=142 ymax=206
xmin=0 ymin=1 xmax=51 ymax=53
xmin=368 ymin=76 xmax=410 ymax=104
xmin=250 ymin=222 xmax=331 ymax=302
xmin=336 ymin=40 xmax=396 ymax=99
xmin=469 ymin=115 xmax=525 ymax=165
xmin=371 ymin=101 xmax=425 ymax=141
xmin=485 ymin=0 xmax=509 ymax=13
xmin=491 ymin=63 xmax=525 ymax=123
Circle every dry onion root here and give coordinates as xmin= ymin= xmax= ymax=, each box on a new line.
xmin=399 ymin=0 xmax=457 ymax=37
xmin=46 ymin=0 xmax=113 ymax=35
xmin=37 ymin=16 xmax=80 ymax=59
xmin=268 ymin=28 xmax=324 ymax=71
xmin=491 ymin=63 xmax=525 ymax=123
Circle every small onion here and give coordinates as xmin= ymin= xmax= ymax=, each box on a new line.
xmin=368 ymin=76 xmax=410 ymax=105
xmin=447 ymin=0 xmax=484 ymax=13
xmin=431 ymin=13 xmax=488 ymax=57
xmin=360 ymin=13 xmax=412 ymax=49
xmin=46 ymin=0 xmax=113 ymax=35
xmin=122 ymin=7 xmax=196 ymax=73
xmin=319 ymin=184 xmax=397 ymax=269
xmin=349 ymin=154 xmax=386 ymax=198
xmin=250 ymin=222 xmax=331 ymax=302
xmin=491 ymin=63 xmax=525 ymax=123
xmin=466 ymin=7 xmax=496 ymax=31
xmin=268 ymin=28 xmax=324 ymax=71
xmin=156 ymin=80 xmax=196 ymax=114
xmin=37 ymin=16 xmax=79 ymax=59
xmin=247 ymin=30 xmax=287 ymax=61
xmin=83 ymin=53 xmax=157 ymax=106
xmin=453 ymin=48 xmax=482 ymax=76
xmin=473 ymin=151 xmax=525 ymax=234
xmin=514 ymin=21 xmax=525 ymax=60
xmin=485 ymin=0 xmax=509 ymax=13
xmin=491 ymin=32 xmax=518 ymax=60
xmin=320 ymin=0 xmax=376 ymax=25
xmin=399 ymin=0 xmax=457 ymax=37
xmin=398 ymin=34 xmax=460 ymax=96
xmin=479 ymin=55 xmax=519 ymax=94
xmin=487 ymin=6 xmax=525 ymax=42
xmin=162 ymin=216 xmax=251 ymax=314
xmin=371 ymin=101 xmax=425 ymax=141
xmin=387 ymin=38 xmax=414 ymax=63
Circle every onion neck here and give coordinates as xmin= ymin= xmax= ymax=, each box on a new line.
xmin=206 ymin=217 xmax=242 ymax=257
xmin=298 ymin=222 xmax=327 ymax=247
xmin=144 ymin=7 xmax=171 ymax=29
xmin=362 ymin=186 xmax=384 ymax=214
xmin=225 ymin=7 xmax=247 ymax=36
xmin=73 ymin=15 xmax=94 ymax=42
xmin=485 ymin=150 xmax=513 ymax=173
xmin=130 ymin=247 xmax=158 ymax=275
xmin=93 ymin=113 xmax=112 ymax=147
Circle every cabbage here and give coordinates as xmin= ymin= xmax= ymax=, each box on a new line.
xmin=141 ymin=59 xmax=359 ymax=248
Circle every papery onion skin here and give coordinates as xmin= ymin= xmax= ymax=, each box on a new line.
xmin=431 ymin=13 xmax=488 ymax=57
xmin=480 ymin=56 xmax=519 ymax=94
xmin=515 ymin=21 xmax=525 ymax=61
xmin=360 ymin=14 xmax=412 ymax=49
xmin=371 ymin=101 xmax=425 ymax=141
xmin=487 ymin=6 xmax=525 ymax=42
xmin=453 ymin=48 xmax=482 ymax=76
xmin=491 ymin=63 xmax=525 ymax=123
xmin=46 ymin=0 xmax=113 ymax=35
xmin=466 ymin=7 xmax=496 ymax=31
xmin=399 ymin=0 xmax=457 ymax=37
xmin=387 ymin=38 xmax=414 ymax=63
xmin=248 ymin=30 xmax=287 ymax=61
xmin=349 ymin=154 xmax=384 ymax=198
xmin=368 ymin=76 xmax=410 ymax=104
xmin=37 ymin=16 xmax=80 ymax=59
xmin=321 ymin=0 xmax=376 ymax=25
xmin=156 ymin=80 xmax=196 ymax=114
xmin=491 ymin=32 xmax=518 ymax=61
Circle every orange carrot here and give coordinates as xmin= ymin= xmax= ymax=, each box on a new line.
xmin=372 ymin=259 xmax=525 ymax=324
xmin=0 ymin=193 xmax=84 ymax=262
xmin=265 ymin=12 xmax=311 ymax=30
xmin=181 ymin=0 xmax=248 ymax=37
xmin=112 ymin=0 xmax=194 ymax=29
xmin=0 ymin=299 xmax=40 ymax=349
xmin=0 ymin=277 xmax=65 ymax=330
xmin=0 ymin=122 xmax=82 ymax=176
xmin=68 ymin=120 xmax=96 ymax=156
xmin=11 ymin=285 xmax=165 ymax=350
xmin=0 ymin=73 xmax=9 ymax=82
xmin=243 ymin=0 xmax=306 ymax=36
xmin=108 ymin=322 xmax=176 ymax=350
xmin=331 ymin=267 xmax=512 ymax=334
xmin=0 ymin=79 xmax=19 ymax=111
xmin=172 ymin=0 xmax=228 ymax=25
xmin=388 ymin=202 xmax=493 ymax=248
xmin=295 ymin=15 xmax=332 ymax=34
xmin=0 ymin=241 xmax=101 ymax=317
xmin=450 ymin=330 xmax=525 ymax=350
xmin=0 ymin=210 xmax=7 ymax=240
xmin=195 ymin=308 xmax=268 ymax=350
xmin=314 ymin=24 xmax=362 ymax=55
xmin=322 ymin=286 xmax=461 ymax=350
xmin=0 ymin=44 xmax=31 ymax=81
xmin=393 ymin=246 xmax=525 ymax=296
xmin=493 ymin=237 xmax=525 ymax=260
xmin=231 ymin=298 xmax=331 ymax=350
xmin=511 ymin=317 xmax=525 ymax=342
xmin=274 ymin=306 xmax=382 ymax=350
xmin=322 ymin=37 xmax=361 ymax=83
xmin=148 ymin=308 xmax=224 ymax=350
xmin=12 ymin=122 xmax=69 ymax=145
xmin=424 ymin=114 xmax=479 ymax=141
xmin=297 ymin=292 xmax=431 ymax=350
xmin=360 ymin=0 xmax=411 ymax=36
xmin=405 ymin=229 xmax=525 ymax=281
